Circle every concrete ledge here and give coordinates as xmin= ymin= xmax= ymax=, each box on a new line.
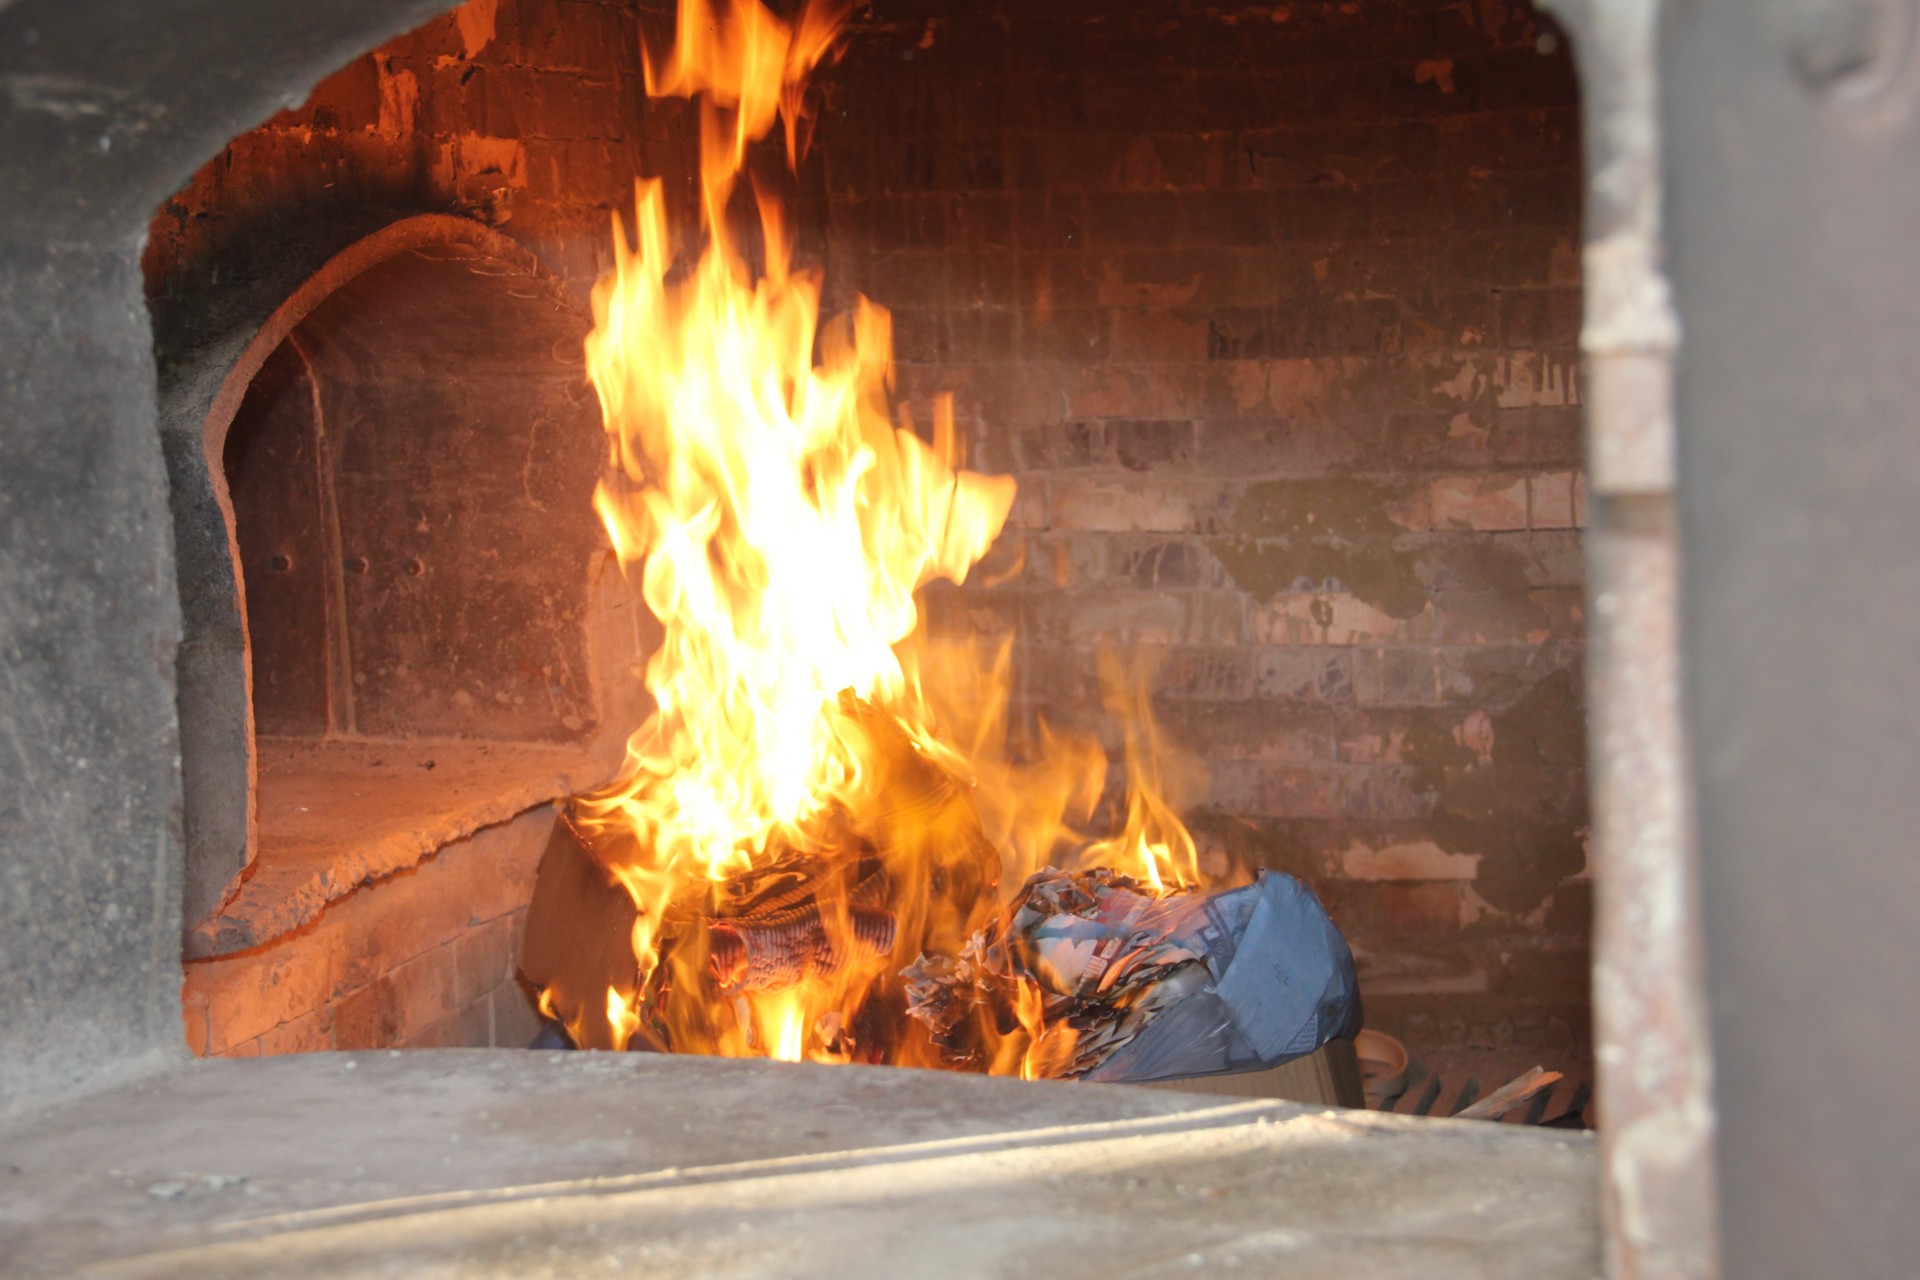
xmin=0 ymin=1051 xmax=1598 ymax=1279
xmin=187 ymin=738 xmax=608 ymax=958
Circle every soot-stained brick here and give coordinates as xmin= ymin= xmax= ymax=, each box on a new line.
xmin=1112 ymin=419 xmax=1196 ymax=470
xmin=1115 ymin=537 xmax=1199 ymax=588
xmin=1208 ymin=477 xmax=1430 ymax=618
xmin=1398 ymin=669 xmax=1589 ymax=914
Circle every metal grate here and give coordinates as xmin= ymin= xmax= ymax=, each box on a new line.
xmin=1376 ymin=1046 xmax=1594 ymax=1128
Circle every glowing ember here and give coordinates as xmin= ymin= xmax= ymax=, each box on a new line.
xmin=566 ymin=0 xmax=1203 ymax=1073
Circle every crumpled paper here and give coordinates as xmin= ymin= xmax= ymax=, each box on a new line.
xmin=905 ymin=866 xmax=1362 ymax=1084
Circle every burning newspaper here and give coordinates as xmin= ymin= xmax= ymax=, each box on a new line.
xmin=905 ymin=866 xmax=1362 ymax=1084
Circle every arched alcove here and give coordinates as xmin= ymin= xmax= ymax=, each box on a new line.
xmin=223 ymin=233 xmax=603 ymax=743
xmin=175 ymin=215 xmax=619 ymax=951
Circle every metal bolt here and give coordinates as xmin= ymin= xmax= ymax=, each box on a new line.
xmin=344 ymin=555 xmax=370 ymax=575
xmin=268 ymin=553 xmax=292 ymax=573
xmin=404 ymin=557 xmax=426 ymax=577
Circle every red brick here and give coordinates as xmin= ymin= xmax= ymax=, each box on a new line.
xmin=1049 ymin=591 xmax=1189 ymax=646
xmin=1049 ymin=479 xmax=1198 ymax=533
xmin=454 ymin=811 xmax=552 ymax=925
xmin=328 ymin=873 xmax=461 ymax=998
xmin=519 ymin=137 xmax=630 ymax=201
xmin=1018 ymin=644 xmax=1107 ymax=709
xmin=1435 ymin=108 xmax=1581 ymax=174
xmin=1159 ymin=646 xmax=1255 ymax=701
xmin=1343 ymin=767 xmax=1438 ymax=821
xmin=1188 ymin=591 xmax=1248 ymax=646
xmin=1187 ymin=190 xmax=1281 ymax=247
xmin=1497 ymin=948 xmax=1593 ymax=1005
xmin=505 ymin=0 xmax=634 ymax=73
xmin=861 ymin=251 xmax=952 ymax=310
xmin=1206 ymin=762 xmax=1349 ymax=820
xmin=1019 ymin=533 xmax=1104 ymax=589
xmin=1430 ymin=474 xmax=1530 ymax=531
xmin=1113 ymin=132 xmax=1235 ymax=192
xmin=282 ymin=56 xmax=383 ymax=134
xmin=388 ymin=945 xmax=461 ymax=1041
xmin=1108 ymin=536 xmax=1200 ymax=589
xmin=454 ymin=914 xmax=516 ymax=1007
xmin=922 ymin=588 xmax=1027 ymax=642
xmin=1028 ymin=308 xmax=1112 ymax=362
xmin=1082 ymin=191 xmax=1182 ymax=250
xmin=257 ymin=1006 xmax=335 ymax=1056
xmin=1432 ymin=590 xmax=1554 ymax=645
xmin=1159 ymin=700 xmax=1338 ymax=765
xmin=1499 ymin=286 xmax=1583 ymax=347
xmin=1494 ymin=350 xmax=1583 ymax=409
xmin=1002 ymin=481 xmax=1050 ymax=537
xmin=1248 ymin=593 xmax=1428 ymax=647
xmin=1111 ymin=248 xmax=1276 ymax=309
xmin=1257 ymin=765 xmax=1350 ymax=820
xmin=1351 ymin=652 xmax=1443 ymax=710
xmin=1532 ymin=588 xmax=1587 ymax=641
xmin=400 ymin=998 xmax=494 ymax=1050
xmin=1105 ymin=310 xmax=1205 ymax=364
xmin=182 ymin=993 xmax=210 ymax=1058
xmin=1544 ymin=878 xmax=1595 ymax=935
xmin=1111 ymin=419 xmax=1197 ymax=470
xmin=1342 ymin=840 xmax=1481 ymax=882
xmin=506 ymin=907 xmax=532 ymax=979
xmin=1435 ymin=588 xmax=1581 ymax=646
xmin=1375 ymin=883 xmax=1465 ymax=932
xmin=1254 ymin=648 xmax=1354 ymax=702
xmin=1063 ymin=362 xmax=1205 ymax=420
xmin=492 ymin=985 xmax=544 ymax=1048
xmin=1018 ymin=421 xmax=1109 ymax=470
xmin=188 ymin=936 xmax=332 ymax=1053
xmin=1529 ymin=470 xmax=1576 ymax=529
xmin=333 ymin=978 xmax=400 ymax=1052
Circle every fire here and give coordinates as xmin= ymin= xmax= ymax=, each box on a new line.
xmin=606 ymin=987 xmax=643 ymax=1052
xmin=762 ymin=990 xmax=808 ymax=1063
xmin=1080 ymin=655 xmax=1204 ymax=897
xmin=1013 ymin=980 xmax=1077 ymax=1083
xmin=565 ymin=0 xmax=1203 ymax=1076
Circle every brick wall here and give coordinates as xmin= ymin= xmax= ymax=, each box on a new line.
xmin=154 ymin=0 xmax=685 ymax=1058
xmin=182 ymin=809 xmax=553 ymax=1055
xmin=145 ymin=0 xmax=694 ymax=318
xmin=811 ymin=0 xmax=1590 ymax=1048
xmin=157 ymin=0 xmax=1591 ymax=1056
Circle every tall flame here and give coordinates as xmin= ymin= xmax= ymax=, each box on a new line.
xmin=585 ymin=0 xmax=1012 ymax=864
xmin=763 ymin=990 xmax=809 ymax=1063
xmin=1081 ymin=654 xmax=1204 ymax=896
xmin=572 ymin=0 xmax=1205 ymax=1072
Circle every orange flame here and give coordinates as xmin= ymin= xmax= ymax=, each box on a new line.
xmin=1081 ymin=654 xmax=1204 ymax=895
xmin=644 ymin=0 xmax=845 ymax=195
xmin=606 ymin=987 xmax=642 ymax=1052
xmin=762 ymin=990 xmax=808 ymax=1062
xmin=567 ymin=0 xmax=1205 ymax=1075
xmin=1013 ymin=978 xmax=1078 ymax=1082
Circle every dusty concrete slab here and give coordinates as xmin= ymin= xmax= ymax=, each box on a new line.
xmin=0 ymin=1050 xmax=1598 ymax=1279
